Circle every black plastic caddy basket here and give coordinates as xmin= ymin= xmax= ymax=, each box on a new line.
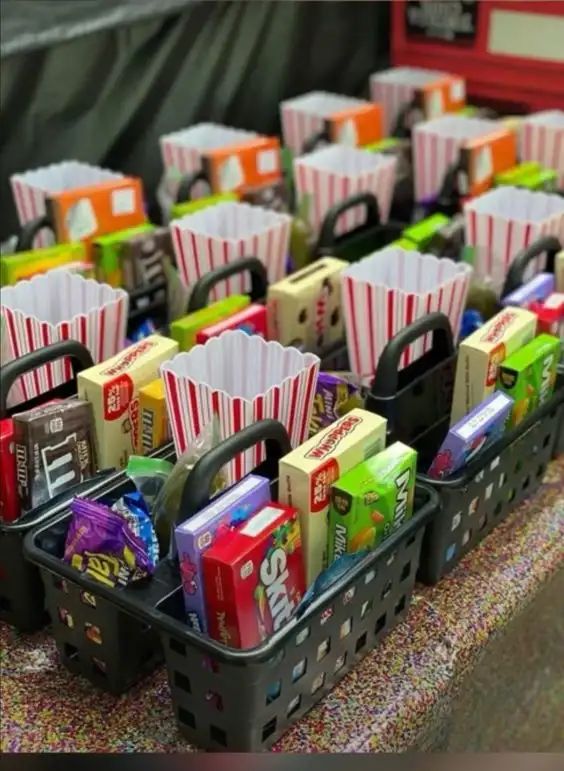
xmin=25 ymin=420 xmax=438 ymax=749
xmin=186 ymin=255 xmax=350 ymax=371
xmin=20 ymin=439 xmax=177 ymax=693
xmin=0 ymin=340 xmax=101 ymax=632
xmin=364 ymin=313 xmax=564 ymax=585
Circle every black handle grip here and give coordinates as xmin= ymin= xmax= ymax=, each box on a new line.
xmin=15 ymin=214 xmax=55 ymax=252
xmin=302 ymin=130 xmax=329 ymax=155
xmin=317 ymin=192 xmax=381 ymax=251
xmin=179 ymin=419 xmax=292 ymax=524
xmin=187 ymin=256 xmax=269 ymax=312
xmin=435 ymin=161 xmax=462 ymax=216
xmin=0 ymin=339 xmax=94 ymax=418
xmin=501 ymin=235 xmax=562 ymax=297
xmin=391 ymin=97 xmax=418 ymax=139
xmin=175 ymin=170 xmax=209 ymax=204
xmin=370 ymin=312 xmax=455 ymax=397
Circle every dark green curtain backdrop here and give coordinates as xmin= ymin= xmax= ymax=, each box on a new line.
xmin=0 ymin=0 xmax=390 ymax=239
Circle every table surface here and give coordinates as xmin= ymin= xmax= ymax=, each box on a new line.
xmin=1 ymin=455 xmax=563 ymax=753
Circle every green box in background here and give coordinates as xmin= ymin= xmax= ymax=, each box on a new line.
xmin=327 ymin=441 xmax=417 ymax=564
xmin=170 ymin=192 xmax=238 ymax=220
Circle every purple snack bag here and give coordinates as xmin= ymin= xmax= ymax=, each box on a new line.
xmin=309 ymin=372 xmax=363 ymax=435
xmin=64 ymin=498 xmax=153 ymax=587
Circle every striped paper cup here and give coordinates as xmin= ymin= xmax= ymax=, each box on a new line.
xmin=342 ymin=247 xmax=472 ymax=382
xmin=370 ymin=66 xmax=465 ymax=135
xmin=520 ymin=111 xmax=564 ymax=188
xmin=280 ymin=91 xmax=380 ymax=155
xmin=159 ymin=123 xmax=259 ymax=206
xmin=464 ymin=186 xmax=564 ymax=294
xmin=412 ymin=115 xmax=502 ymax=203
xmin=10 ymin=162 xmax=126 ymax=248
xmin=170 ymin=201 xmax=292 ymax=300
xmin=293 ymin=145 xmax=397 ymax=240
xmin=1 ymin=271 xmax=128 ymax=407
xmin=161 ymin=330 xmax=320 ymax=483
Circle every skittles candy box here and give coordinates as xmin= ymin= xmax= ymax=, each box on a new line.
xmin=327 ymin=442 xmax=417 ymax=563
xmin=202 ymin=502 xmax=305 ymax=649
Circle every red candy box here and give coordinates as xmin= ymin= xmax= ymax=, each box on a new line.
xmin=203 ymin=502 xmax=305 ymax=649
xmin=195 ymin=304 xmax=268 ymax=344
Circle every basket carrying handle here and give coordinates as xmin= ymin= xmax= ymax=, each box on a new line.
xmin=316 ymin=191 xmax=381 ymax=252
xmin=370 ymin=312 xmax=455 ymax=398
xmin=187 ymin=256 xmax=269 ymax=312
xmin=501 ymin=235 xmax=562 ymax=298
xmin=178 ymin=419 xmax=292 ymax=523
xmin=302 ymin=129 xmax=329 ymax=155
xmin=15 ymin=214 xmax=56 ymax=252
xmin=175 ymin=170 xmax=210 ymax=203
xmin=0 ymin=340 xmax=94 ymax=419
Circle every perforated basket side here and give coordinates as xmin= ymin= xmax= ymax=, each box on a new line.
xmin=0 ymin=529 xmax=46 ymax=632
xmin=39 ymin=566 xmax=162 ymax=695
xmin=159 ymin=513 xmax=428 ymax=751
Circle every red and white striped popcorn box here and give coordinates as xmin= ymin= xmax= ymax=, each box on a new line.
xmin=342 ymin=247 xmax=472 ymax=383
xmin=159 ymin=123 xmax=259 ymax=206
xmin=293 ymin=145 xmax=397 ymax=240
xmin=412 ymin=115 xmax=502 ymax=203
xmin=10 ymin=161 xmax=127 ymax=249
xmin=170 ymin=201 xmax=292 ymax=300
xmin=1 ymin=271 xmax=128 ymax=408
xmin=370 ymin=66 xmax=465 ymax=135
xmin=464 ymin=186 xmax=564 ymax=294
xmin=520 ymin=111 xmax=564 ymax=188
xmin=161 ymin=330 xmax=320 ymax=484
xmin=280 ymin=91 xmax=378 ymax=155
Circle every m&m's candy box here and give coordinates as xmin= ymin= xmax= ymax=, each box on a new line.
xmin=202 ymin=502 xmax=305 ymax=649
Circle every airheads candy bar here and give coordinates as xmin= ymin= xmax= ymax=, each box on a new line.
xmin=77 ymin=334 xmax=178 ymax=470
xmin=202 ymin=502 xmax=305 ymax=649
xmin=501 ymin=272 xmax=555 ymax=308
xmin=328 ymin=442 xmax=417 ymax=563
xmin=174 ymin=474 xmax=270 ymax=633
xmin=497 ymin=333 xmax=560 ymax=428
xmin=428 ymin=392 xmax=513 ymax=480
xmin=451 ymin=307 xmax=537 ymax=425
xmin=170 ymin=295 xmax=250 ymax=351
xmin=278 ymin=408 xmax=387 ymax=584
xmin=529 ymin=293 xmax=564 ymax=337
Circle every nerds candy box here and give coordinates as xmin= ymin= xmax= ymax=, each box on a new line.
xmin=174 ymin=474 xmax=270 ymax=633
xmin=428 ymin=391 xmax=513 ymax=479
xmin=203 ymin=502 xmax=305 ymax=649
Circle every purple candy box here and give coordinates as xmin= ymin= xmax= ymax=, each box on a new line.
xmin=174 ymin=474 xmax=270 ymax=633
xmin=428 ymin=391 xmax=514 ymax=479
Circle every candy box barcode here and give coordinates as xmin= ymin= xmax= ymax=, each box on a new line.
xmin=202 ymin=502 xmax=305 ymax=650
xmin=279 ymin=408 xmax=387 ymax=585
xmin=77 ymin=334 xmax=178 ymax=469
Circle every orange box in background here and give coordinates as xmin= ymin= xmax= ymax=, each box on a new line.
xmin=48 ymin=177 xmax=147 ymax=258
xmin=328 ymin=103 xmax=384 ymax=147
xmin=461 ymin=128 xmax=517 ymax=197
xmin=204 ymin=137 xmax=282 ymax=195
xmin=417 ymin=75 xmax=466 ymax=120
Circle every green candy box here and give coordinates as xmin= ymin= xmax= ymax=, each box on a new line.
xmin=328 ymin=441 xmax=417 ymax=564
xmin=497 ymin=333 xmax=560 ymax=428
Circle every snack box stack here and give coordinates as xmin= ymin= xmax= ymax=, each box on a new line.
xmin=77 ymin=334 xmax=179 ymax=470
xmin=278 ymin=407 xmax=387 ymax=584
xmin=202 ymin=502 xmax=305 ymax=650
xmin=93 ymin=224 xmax=173 ymax=291
xmin=170 ymin=295 xmax=250 ymax=351
xmin=175 ymin=474 xmax=271 ymax=634
xmin=0 ymin=243 xmax=92 ymax=285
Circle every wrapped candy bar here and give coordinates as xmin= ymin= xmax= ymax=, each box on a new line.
xmin=64 ymin=498 xmax=153 ymax=587
xmin=309 ymin=372 xmax=363 ymax=435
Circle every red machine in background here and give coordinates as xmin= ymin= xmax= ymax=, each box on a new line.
xmin=391 ymin=1 xmax=564 ymax=114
